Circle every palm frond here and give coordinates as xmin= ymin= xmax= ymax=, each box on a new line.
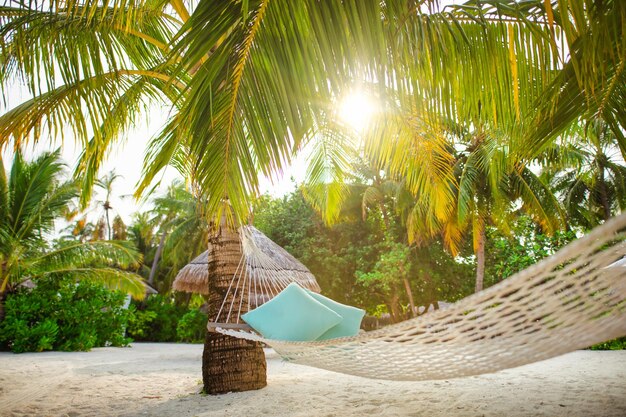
xmin=58 ymin=267 xmax=146 ymax=299
xmin=0 ymin=69 xmax=182 ymax=149
xmin=27 ymin=239 xmax=145 ymax=297
xmin=0 ymin=1 xmax=175 ymax=94
xmin=510 ymin=166 xmax=564 ymax=233
xmin=6 ymin=151 xmax=74 ymax=241
xmin=32 ymin=240 xmax=142 ymax=270
xmin=0 ymin=154 xmax=8 ymax=225
xmin=526 ymin=1 xmax=626 ymax=159
xmin=301 ymin=121 xmax=357 ymax=225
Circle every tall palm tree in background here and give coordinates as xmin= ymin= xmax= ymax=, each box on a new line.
xmin=149 ymin=181 xmax=209 ymax=292
xmin=0 ymin=151 xmax=145 ymax=321
xmin=1 ymin=0 xmax=624 ymax=394
xmin=546 ymin=121 xmax=626 ymax=229
xmin=95 ymin=171 xmax=123 ymax=240
xmin=443 ymin=126 xmax=564 ymax=293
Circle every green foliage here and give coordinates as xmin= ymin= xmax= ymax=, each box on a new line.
xmin=0 ymin=276 xmax=131 ymax=353
xmin=126 ymin=295 xmax=206 ymax=343
xmin=4 ymin=0 xmax=624 ymax=229
xmin=545 ymin=121 xmax=626 ymax=229
xmin=410 ymin=240 xmax=475 ymax=305
xmin=254 ymin=190 xmax=475 ymax=319
xmin=0 ymin=151 xmax=146 ymax=300
xmin=176 ymin=309 xmax=208 ymax=343
xmin=255 ymin=191 xmax=379 ymax=307
xmin=357 ymin=241 xmax=410 ymax=293
xmin=589 ymin=337 xmax=626 ymax=351
xmin=484 ymin=216 xmax=577 ymax=286
xmin=125 ymin=307 xmax=157 ymax=340
xmin=126 ymin=295 xmax=189 ymax=342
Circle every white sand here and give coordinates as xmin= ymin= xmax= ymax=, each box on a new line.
xmin=1 ymin=343 xmax=625 ymax=417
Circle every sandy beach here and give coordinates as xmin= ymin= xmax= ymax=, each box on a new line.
xmin=0 ymin=343 xmax=625 ymax=417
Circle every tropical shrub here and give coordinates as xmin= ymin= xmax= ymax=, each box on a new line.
xmin=0 ymin=151 xmax=145 ymax=325
xmin=176 ymin=309 xmax=208 ymax=343
xmin=125 ymin=307 xmax=158 ymax=340
xmin=0 ymin=276 xmax=132 ymax=353
xmin=590 ymin=337 xmax=626 ymax=351
xmin=485 ymin=216 xmax=578 ymax=285
xmin=126 ymin=295 xmax=188 ymax=342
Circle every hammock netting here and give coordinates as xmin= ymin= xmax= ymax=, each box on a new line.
xmin=218 ymin=213 xmax=626 ymax=381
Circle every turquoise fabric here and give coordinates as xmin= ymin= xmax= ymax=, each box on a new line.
xmin=241 ymin=283 xmax=342 ymax=341
xmin=305 ymin=289 xmax=366 ymax=340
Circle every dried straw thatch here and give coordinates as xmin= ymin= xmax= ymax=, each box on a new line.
xmin=172 ymin=250 xmax=213 ymax=295
xmin=172 ymin=226 xmax=320 ymax=303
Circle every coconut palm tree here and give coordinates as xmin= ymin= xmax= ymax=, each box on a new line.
xmin=0 ymin=151 xmax=146 ymax=321
xmin=448 ymin=129 xmax=564 ymax=292
xmin=1 ymin=0 xmax=624 ymax=395
xmin=547 ymin=120 xmax=626 ymax=229
xmin=95 ymin=171 xmax=123 ymax=240
xmin=148 ymin=181 xmax=209 ymax=291
xmin=2 ymin=1 xmax=623 ymax=224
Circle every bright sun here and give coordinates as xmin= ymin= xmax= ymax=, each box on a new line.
xmin=338 ymin=90 xmax=376 ymax=132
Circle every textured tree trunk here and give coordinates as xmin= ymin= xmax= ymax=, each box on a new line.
xmin=403 ymin=278 xmax=417 ymax=318
xmin=202 ymin=224 xmax=266 ymax=394
xmin=148 ymin=231 xmax=167 ymax=286
xmin=203 ymin=332 xmax=267 ymax=394
xmin=597 ymin=161 xmax=611 ymax=221
xmin=0 ymin=290 xmax=6 ymax=323
xmin=387 ymin=287 xmax=402 ymax=323
xmin=105 ymin=208 xmax=112 ymax=241
xmin=475 ymin=224 xmax=486 ymax=293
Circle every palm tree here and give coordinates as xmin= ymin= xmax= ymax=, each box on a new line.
xmin=448 ymin=129 xmax=564 ymax=292
xmin=547 ymin=120 xmax=626 ymax=229
xmin=2 ymin=1 xmax=623 ymax=224
xmin=148 ymin=181 xmax=209 ymax=292
xmin=2 ymin=0 xmax=624 ymax=394
xmin=0 ymin=151 xmax=146 ymax=321
xmin=95 ymin=171 xmax=123 ymax=240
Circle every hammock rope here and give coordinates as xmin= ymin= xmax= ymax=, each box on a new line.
xmin=206 ymin=225 xmax=321 ymax=331
xmin=219 ymin=213 xmax=626 ymax=381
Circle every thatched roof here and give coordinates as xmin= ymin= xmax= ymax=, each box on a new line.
xmin=172 ymin=250 xmax=212 ymax=294
xmin=172 ymin=226 xmax=320 ymax=300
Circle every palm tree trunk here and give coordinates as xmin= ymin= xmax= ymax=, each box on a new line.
xmin=203 ymin=332 xmax=267 ymax=394
xmin=475 ymin=223 xmax=486 ymax=293
xmin=597 ymin=160 xmax=611 ymax=221
xmin=0 ymin=290 xmax=6 ymax=322
xmin=202 ymin=224 xmax=266 ymax=394
xmin=403 ymin=278 xmax=417 ymax=318
xmin=105 ymin=208 xmax=112 ymax=241
xmin=387 ymin=287 xmax=402 ymax=323
xmin=148 ymin=231 xmax=167 ymax=286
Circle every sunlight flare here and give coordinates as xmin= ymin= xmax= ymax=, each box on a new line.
xmin=338 ymin=90 xmax=376 ymax=132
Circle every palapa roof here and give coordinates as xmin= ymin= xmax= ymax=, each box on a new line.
xmin=172 ymin=226 xmax=320 ymax=300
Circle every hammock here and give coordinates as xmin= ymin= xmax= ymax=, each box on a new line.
xmin=218 ymin=213 xmax=626 ymax=381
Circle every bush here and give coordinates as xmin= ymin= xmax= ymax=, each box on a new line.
xmin=126 ymin=295 xmax=188 ymax=342
xmin=590 ymin=337 xmax=626 ymax=350
xmin=125 ymin=307 xmax=158 ymax=339
xmin=176 ymin=309 xmax=208 ymax=343
xmin=0 ymin=276 xmax=132 ymax=353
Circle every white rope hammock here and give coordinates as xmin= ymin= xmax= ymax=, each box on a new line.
xmin=219 ymin=213 xmax=626 ymax=381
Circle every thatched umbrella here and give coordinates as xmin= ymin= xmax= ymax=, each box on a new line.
xmin=173 ymin=225 xmax=320 ymax=394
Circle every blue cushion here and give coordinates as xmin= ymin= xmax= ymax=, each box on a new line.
xmin=241 ymin=283 xmax=342 ymax=341
xmin=305 ymin=289 xmax=365 ymax=340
